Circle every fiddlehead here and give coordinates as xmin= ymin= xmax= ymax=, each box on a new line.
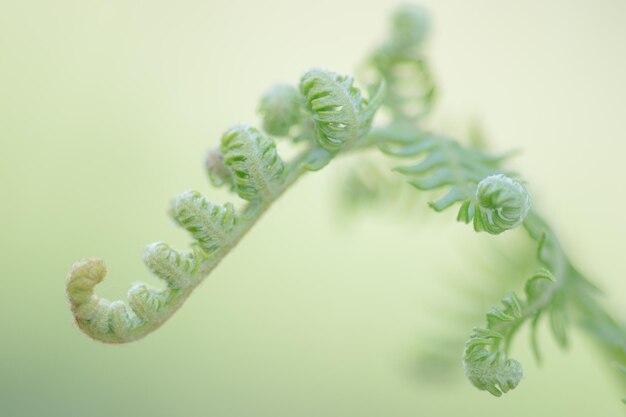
xmin=374 ymin=129 xmax=528 ymax=235
xmin=379 ymin=132 xmax=505 ymax=208
xmin=66 ymin=68 xmax=383 ymax=343
xmin=458 ymin=174 xmax=531 ymax=235
xmin=462 ymin=269 xmax=557 ymax=396
xmin=463 ymin=328 xmax=523 ymax=397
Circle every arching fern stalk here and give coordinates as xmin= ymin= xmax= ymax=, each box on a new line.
xmin=66 ymin=4 xmax=625 ymax=403
xmin=66 ymin=69 xmax=385 ymax=343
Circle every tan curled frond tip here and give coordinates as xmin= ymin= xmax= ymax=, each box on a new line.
xmin=66 ymin=257 xmax=177 ymax=343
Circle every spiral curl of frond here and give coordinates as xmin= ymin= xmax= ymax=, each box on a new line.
xmin=66 ymin=183 xmax=244 ymax=343
xmin=67 ymin=68 xmax=381 ymax=343
xmin=67 ymin=258 xmax=141 ymax=343
xmin=458 ymin=174 xmax=531 ymax=235
xmin=463 ymin=292 xmax=524 ymax=397
xmin=300 ymin=68 xmax=384 ymax=153
xmin=66 ymin=124 xmax=289 ymax=343
xmin=463 ymin=328 xmax=523 ymax=397
xmin=463 ymin=270 xmax=557 ymax=396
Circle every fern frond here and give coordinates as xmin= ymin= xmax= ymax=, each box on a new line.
xmin=463 ymin=328 xmax=523 ymax=396
xmin=67 ymin=258 xmax=140 ymax=343
xmin=458 ymin=174 xmax=531 ymax=235
xmin=381 ymin=132 xmax=504 ymax=203
xmin=414 ymin=234 xmax=536 ymax=384
xmin=373 ymin=129 xmax=526 ymax=234
xmin=463 ymin=269 xmax=557 ymax=396
xmin=66 ymin=69 xmax=383 ymax=343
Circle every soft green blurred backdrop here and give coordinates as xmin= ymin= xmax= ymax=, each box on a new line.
xmin=1 ymin=0 xmax=625 ymax=416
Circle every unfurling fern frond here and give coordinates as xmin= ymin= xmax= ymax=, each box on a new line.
xmin=463 ymin=328 xmax=523 ymax=396
xmin=463 ymin=269 xmax=557 ymax=396
xmin=300 ymin=68 xmax=384 ymax=153
xmin=458 ymin=174 xmax=531 ymax=235
xmin=65 ymin=6 xmax=626 ymax=406
xmin=66 ymin=184 xmax=245 ymax=343
xmin=66 ymin=68 xmax=383 ymax=343
xmin=67 ymin=258 xmax=138 ymax=343
xmin=413 ymin=235 xmax=537 ymax=384
xmin=66 ymin=124 xmax=286 ymax=343
xmin=381 ymin=132 xmax=505 ymax=206
xmin=374 ymin=129 xmax=525 ymax=234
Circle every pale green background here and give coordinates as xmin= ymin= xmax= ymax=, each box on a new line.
xmin=1 ymin=0 xmax=625 ymax=416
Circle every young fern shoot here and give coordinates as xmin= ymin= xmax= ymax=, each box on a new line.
xmin=66 ymin=4 xmax=625 ymax=404
xmin=66 ymin=70 xmax=385 ymax=343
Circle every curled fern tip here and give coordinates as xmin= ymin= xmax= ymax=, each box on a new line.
xmin=458 ymin=174 xmax=531 ymax=235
